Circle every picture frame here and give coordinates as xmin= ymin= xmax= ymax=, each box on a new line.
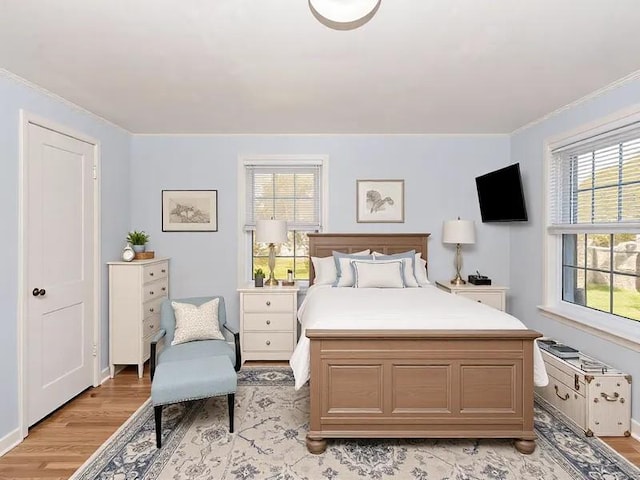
xmin=356 ymin=179 xmax=405 ymax=223
xmin=162 ymin=190 xmax=218 ymax=232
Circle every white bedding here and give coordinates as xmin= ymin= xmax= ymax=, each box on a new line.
xmin=289 ymin=284 xmax=549 ymax=389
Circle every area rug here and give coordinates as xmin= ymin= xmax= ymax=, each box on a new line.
xmin=71 ymin=367 xmax=639 ymax=480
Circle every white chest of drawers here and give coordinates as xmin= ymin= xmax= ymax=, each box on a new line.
xmin=108 ymin=258 xmax=169 ymax=378
xmin=435 ymin=280 xmax=508 ymax=311
xmin=536 ymin=348 xmax=631 ymax=437
xmin=238 ymin=285 xmax=299 ymax=363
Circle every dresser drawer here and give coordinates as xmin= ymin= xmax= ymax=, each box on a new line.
xmin=143 ymin=262 xmax=168 ymax=284
xmin=143 ymin=297 xmax=165 ymax=319
xmin=143 ymin=313 xmax=160 ymax=337
xmin=243 ymin=294 xmax=294 ymax=313
xmin=143 ymin=278 xmax=168 ymax=303
xmin=457 ymin=291 xmax=503 ymax=310
xmin=243 ymin=313 xmax=293 ymax=331
xmin=243 ymin=332 xmax=294 ymax=352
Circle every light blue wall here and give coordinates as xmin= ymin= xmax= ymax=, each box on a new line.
xmin=0 ymin=72 xmax=131 ymax=441
xmin=510 ymin=78 xmax=640 ymax=422
xmin=130 ymin=135 xmax=511 ymax=330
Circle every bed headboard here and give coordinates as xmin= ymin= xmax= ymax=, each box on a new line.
xmin=307 ymin=233 xmax=430 ymax=285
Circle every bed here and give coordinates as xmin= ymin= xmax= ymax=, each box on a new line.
xmin=295 ymin=233 xmax=545 ymax=455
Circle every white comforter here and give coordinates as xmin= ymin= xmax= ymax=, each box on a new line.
xmin=289 ymin=284 xmax=549 ymax=389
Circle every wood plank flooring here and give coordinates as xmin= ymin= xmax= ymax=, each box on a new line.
xmin=0 ymin=362 xmax=638 ymax=479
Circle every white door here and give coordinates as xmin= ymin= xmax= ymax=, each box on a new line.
xmin=26 ymin=123 xmax=95 ymax=426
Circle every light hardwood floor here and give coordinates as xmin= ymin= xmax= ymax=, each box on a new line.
xmin=0 ymin=362 xmax=638 ymax=479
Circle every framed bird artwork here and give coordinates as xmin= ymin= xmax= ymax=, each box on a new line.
xmin=356 ymin=179 xmax=404 ymax=223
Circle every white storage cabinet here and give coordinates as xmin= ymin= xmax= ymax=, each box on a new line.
xmin=536 ymin=348 xmax=631 ymax=437
xmin=108 ymin=258 xmax=169 ymax=378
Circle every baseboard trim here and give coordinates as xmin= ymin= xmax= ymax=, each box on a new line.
xmin=100 ymin=366 xmax=111 ymax=385
xmin=0 ymin=427 xmax=22 ymax=457
xmin=631 ymin=418 xmax=640 ymax=442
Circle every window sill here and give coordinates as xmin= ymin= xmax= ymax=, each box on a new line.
xmin=538 ymin=303 xmax=640 ymax=351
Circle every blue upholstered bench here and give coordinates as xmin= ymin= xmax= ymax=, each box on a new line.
xmin=151 ymin=355 xmax=237 ymax=448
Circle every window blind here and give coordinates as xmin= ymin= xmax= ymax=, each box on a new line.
xmin=244 ymin=163 xmax=322 ymax=231
xmin=549 ymin=122 xmax=640 ymax=231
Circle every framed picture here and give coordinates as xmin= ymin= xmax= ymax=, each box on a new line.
xmin=356 ymin=179 xmax=405 ymax=223
xmin=162 ymin=190 xmax=218 ymax=232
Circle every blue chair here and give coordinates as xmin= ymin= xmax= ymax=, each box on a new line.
xmin=149 ymin=296 xmax=241 ymax=448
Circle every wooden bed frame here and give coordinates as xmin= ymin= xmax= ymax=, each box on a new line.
xmin=304 ymin=233 xmax=541 ymax=455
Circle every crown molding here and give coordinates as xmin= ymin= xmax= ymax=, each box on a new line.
xmin=0 ymin=68 xmax=131 ymax=135
xmin=511 ymin=69 xmax=640 ymax=136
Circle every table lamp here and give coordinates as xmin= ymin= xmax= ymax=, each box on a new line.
xmin=442 ymin=218 xmax=476 ymax=285
xmin=256 ymin=219 xmax=288 ymax=286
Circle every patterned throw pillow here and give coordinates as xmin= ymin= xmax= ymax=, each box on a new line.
xmin=171 ymin=298 xmax=225 ymax=346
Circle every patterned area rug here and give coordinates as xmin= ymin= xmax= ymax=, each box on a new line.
xmin=71 ymin=367 xmax=639 ymax=480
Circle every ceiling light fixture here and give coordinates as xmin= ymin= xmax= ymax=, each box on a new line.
xmin=309 ymin=0 xmax=381 ymax=30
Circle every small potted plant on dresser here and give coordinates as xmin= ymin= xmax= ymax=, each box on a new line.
xmin=254 ymin=268 xmax=265 ymax=287
xmin=126 ymin=230 xmax=150 ymax=254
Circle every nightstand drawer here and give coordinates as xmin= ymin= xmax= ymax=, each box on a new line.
xmin=243 ymin=294 xmax=294 ymax=313
xmin=243 ymin=332 xmax=293 ymax=351
xmin=457 ymin=291 xmax=503 ymax=310
xmin=243 ymin=313 xmax=292 ymax=331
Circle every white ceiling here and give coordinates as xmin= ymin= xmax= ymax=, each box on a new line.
xmin=1 ymin=1 xmax=640 ymax=134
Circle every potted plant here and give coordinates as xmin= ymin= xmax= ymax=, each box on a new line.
xmin=254 ymin=268 xmax=265 ymax=288
xmin=126 ymin=230 xmax=150 ymax=254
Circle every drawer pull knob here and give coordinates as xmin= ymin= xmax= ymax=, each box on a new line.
xmin=266 ymin=301 xmax=271 ymax=306
xmin=601 ymin=392 xmax=620 ymax=402
xmin=149 ymin=272 xmax=154 ymax=276
xmin=161 ymin=269 xmax=166 ymax=273
xmin=149 ymin=308 xmax=154 ymax=313
xmin=266 ymin=340 xmax=271 ymax=346
xmin=554 ymin=385 xmax=569 ymax=401
xmin=149 ymin=324 xmax=154 ymax=329
xmin=162 ymin=287 xmax=167 ymax=291
xmin=266 ymin=320 xmax=271 ymax=325
xmin=150 ymin=291 xmax=154 ymax=295
xmin=477 ymin=300 xmax=481 ymax=303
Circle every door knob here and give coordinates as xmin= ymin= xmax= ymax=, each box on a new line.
xmin=32 ymin=288 xmax=46 ymax=297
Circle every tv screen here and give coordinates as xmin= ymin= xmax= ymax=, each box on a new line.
xmin=475 ymin=163 xmax=528 ymax=222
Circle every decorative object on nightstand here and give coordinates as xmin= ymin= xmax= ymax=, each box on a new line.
xmin=442 ymin=218 xmax=475 ymax=285
xmin=256 ymin=219 xmax=288 ymax=286
xmin=282 ymin=269 xmax=295 ymax=286
xmin=254 ymin=268 xmax=265 ymax=288
xmin=436 ymin=280 xmax=508 ymax=311
xmin=237 ymin=285 xmax=299 ymax=362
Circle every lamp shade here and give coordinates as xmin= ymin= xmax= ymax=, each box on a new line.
xmin=442 ymin=219 xmax=476 ymax=245
xmin=256 ymin=219 xmax=288 ymax=244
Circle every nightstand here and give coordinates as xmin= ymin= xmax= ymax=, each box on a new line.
xmin=237 ymin=285 xmax=299 ymax=363
xmin=435 ymin=280 xmax=508 ymax=311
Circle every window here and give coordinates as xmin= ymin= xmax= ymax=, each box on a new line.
xmin=243 ymin=157 xmax=325 ymax=282
xmin=549 ymin=122 xmax=640 ymax=322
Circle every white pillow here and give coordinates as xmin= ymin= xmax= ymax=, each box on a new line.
xmin=311 ymin=249 xmax=370 ymax=285
xmin=171 ymin=298 xmax=224 ymax=346
xmin=415 ymin=255 xmax=430 ymax=286
xmin=372 ymin=251 xmax=419 ymax=287
xmin=352 ymin=260 xmax=405 ymax=288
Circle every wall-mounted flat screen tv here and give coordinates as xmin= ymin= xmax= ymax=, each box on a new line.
xmin=475 ymin=163 xmax=528 ymax=222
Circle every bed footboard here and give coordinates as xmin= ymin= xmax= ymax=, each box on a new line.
xmin=305 ymin=329 xmax=541 ymax=455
